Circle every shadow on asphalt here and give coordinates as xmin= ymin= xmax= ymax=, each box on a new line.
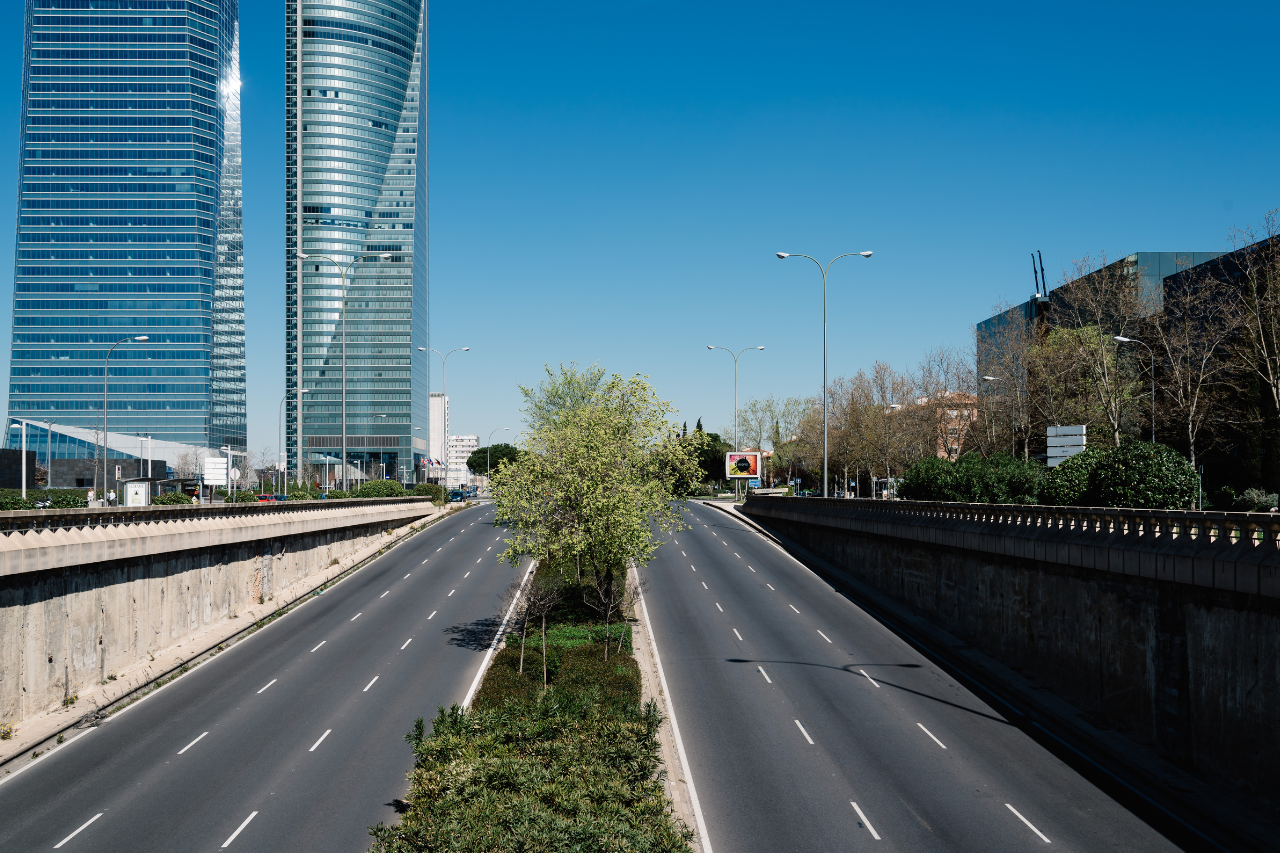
xmin=444 ymin=616 xmax=501 ymax=651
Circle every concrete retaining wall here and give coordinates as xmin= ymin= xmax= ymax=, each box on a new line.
xmin=0 ymin=499 xmax=438 ymax=727
xmin=743 ymin=497 xmax=1280 ymax=803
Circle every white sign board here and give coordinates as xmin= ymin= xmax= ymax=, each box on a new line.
xmin=1047 ymin=425 xmax=1086 ymax=467
xmin=230 ymin=467 xmax=241 ymax=481
xmin=203 ymin=457 xmax=229 ymax=486
xmin=125 ymin=481 xmax=150 ymax=506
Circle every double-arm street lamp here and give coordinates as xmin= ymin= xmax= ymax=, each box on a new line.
xmin=1114 ymin=336 xmax=1155 ymax=443
xmin=102 ymin=334 xmax=149 ymax=499
xmin=775 ymin=251 xmax=873 ymax=497
xmin=420 ymin=346 xmax=469 ymax=487
xmin=707 ymin=345 xmax=764 ymax=498
xmin=279 ymin=388 xmax=309 ymax=493
xmin=296 ymin=251 xmax=391 ymax=490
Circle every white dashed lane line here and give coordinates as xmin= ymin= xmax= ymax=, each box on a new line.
xmin=380 ymin=590 xmax=389 ymax=598
xmin=177 ymin=732 xmax=208 ymax=754
xmin=860 ymin=669 xmax=881 ymax=688
xmin=918 ymin=723 xmax=947 ymax=749
xmin=401 ymin=638 xmax=412 ymax=650
xmin=766 ymin=583 xmax=774 ymax=590
xmin=733 ymin=629 xmax=743 ymax=641
xmin=701 ymin=582 xmax=708 ymax=589
xmin=350 ymin=613 xmax=361 ymax=621
xmin=428 ymin=611 xmax=436 ymax=619
xmin=758 ymin=666 xmax=772 ymax=683
xmin=256 ymin=679 xmax=276 ymax=694
xmin=789 ymin=605 xmax=800 ymax=614
xmin=850 ymin=802 xmax=881 ymax=840
xmin=817 ymin=630 xmax=832 ymax=643
xmin=310 ymin=641 xmax=325 ymax=653
xmin=1006 ymin=804 xmax=1051 ymax=843
xmin=715 ymin=603 xmax=723 ymax=612
xmin=309 ymin=730 xmax=331 ymax=752
xmin=363 ymin=676 xmax=379 ymax=692
xmin=54 ymin=813 xmax=103 ymax=849
xmin=220 ymin=811 xmax=258 ymax=848
xmin=794 ymin=719 xmax=815 ymax=744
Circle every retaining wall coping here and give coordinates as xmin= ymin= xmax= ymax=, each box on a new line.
xmin=743 ymin=497 xmax=1280 ymax=599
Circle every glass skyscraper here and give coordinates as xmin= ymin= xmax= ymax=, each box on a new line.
xmin=285 ymin=0 xmax=427 ymax=485
xmin=7 ymin=0 xmax=245 ymax=459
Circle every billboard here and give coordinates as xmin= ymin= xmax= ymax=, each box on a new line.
xmin=725 ymin=452 xmax=761 ymax=479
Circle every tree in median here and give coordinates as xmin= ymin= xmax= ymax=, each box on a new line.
xmin=491 ymin=365 xmax=705 ymax=656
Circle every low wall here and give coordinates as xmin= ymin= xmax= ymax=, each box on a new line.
xmin=0 ymin=498 xmax=439 ymax=727
xmin=742 ymin=497 xmax=1280 ymax=803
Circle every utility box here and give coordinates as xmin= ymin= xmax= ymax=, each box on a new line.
xmin=1047 ymin=425 xmax=1086 ymax=467
xmin=124 ymin=481 xmax=151 ymax=506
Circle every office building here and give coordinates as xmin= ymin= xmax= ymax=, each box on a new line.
xmin=447 ymin=434 xmax=477 ymax=487
xmin=284 ymin=0 xmax=428 ymax=485
xmin=7 ymin=0 xmax=246 ymax=462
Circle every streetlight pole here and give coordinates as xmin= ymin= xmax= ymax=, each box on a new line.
xmin=980 ymin=376 xmax=1013 ymax=455
xmin=370 ymin=413 xmax=387 ymax=483
xmin=296 ymin=251 xmax=391 ymax=490
xmin=45 ymin=420 xmax=56 ymax=488
xmin=1115 ymin=336 xmax=1155 ymax=443
xmin=102 ymin=335 xmax=148 ymax=501
xmin=10 ymin=422 xmax=26 ymax=499
xmin=420 ymin=346 xmax=469 ymax=487
xmin=707 ymin=345 xmax=764 ymax=499
xmin=279 ymin=389 xmax=309 ymax=494
xmin=487 ymin=426 xmax=510 ymax=487
xmin=776 ymin=251 xmax=873 ymax=497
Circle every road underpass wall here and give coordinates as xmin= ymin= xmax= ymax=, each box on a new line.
xmin=0 ymin=499 xmax=439 ymax=728
xmin=742 ymin=496 xmax=1280 ymax=804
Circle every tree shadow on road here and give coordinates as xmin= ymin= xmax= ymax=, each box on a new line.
xmin=444 ymin=616 xmax=501 ymax=651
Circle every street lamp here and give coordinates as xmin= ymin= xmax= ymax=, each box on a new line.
xmin=370 ymin=413 xmax=387 ymax=482
xmin=45 ymin=420 xmax=57 ymax=488
xmin=296 ymin=250 xmax=391 ymax=489
xmin=1114 ymin=336 xmax=1155 ymax=443
xmin=420 ymin=346 xmax=469 ymax=487
xmin=980 ymin=375 xmax=1014 ymax=456
xmin=486 ymin=426 xmax=510 ymax=485
xmin=102 ymin=335 xmax=148 ymax=500
xmin=279 ymin=388 xmax=309 ymax=494
xmin=9 ymin=423 xmax=25 ymax=499
xmin=776 ymin=251 xmax=873 ymax=497
xmin=707 ymin=345 xmax=764 ymax=499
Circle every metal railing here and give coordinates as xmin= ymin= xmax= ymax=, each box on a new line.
xmin=0 ymin=496 xmax=436 ymax=536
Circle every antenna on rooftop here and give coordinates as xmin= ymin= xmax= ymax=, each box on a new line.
xmin=1031 ymin=253 xmax=1041 ymax=295
xmin=1038 ymin=250 xmax=1047 ymax=294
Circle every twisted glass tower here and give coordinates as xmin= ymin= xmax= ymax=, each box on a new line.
xmin=285 ymin=0 xmax=427 ymax=485
xmin=7 ymin=0 xmax=245 ymax=458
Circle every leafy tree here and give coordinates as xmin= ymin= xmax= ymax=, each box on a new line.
xmin=1086 ymin=441 xmax=1197 ymax=509
xmin=518 ymin=362 xmax=607 ymax=431
xmin=693 ymin=428 xmax=732 ymax=488
xmin=466 ymin=442 xmax=520 ymax=476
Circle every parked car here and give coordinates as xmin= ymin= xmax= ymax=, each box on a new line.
xmin=448 ymin=490 xmax=465 ymax=502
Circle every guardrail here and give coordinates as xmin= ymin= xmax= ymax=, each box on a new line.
xmin=0 ymin=496 xmax=436 ymax=536
xmin=742 ymin=496 xmax=1280 ymax=597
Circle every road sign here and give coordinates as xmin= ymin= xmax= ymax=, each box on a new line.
xmin=230 ymin=467 xmax=241 ymax=480
xmin=203 ymin=457 xmax=229 ymax=486
xmin=115 ymin=465 xmax=121 ymax=480
xmin=749 ymin=479 xmax=761 ymax=488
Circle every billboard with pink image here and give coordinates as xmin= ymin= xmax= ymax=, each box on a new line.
xmin=725 ymin=452 xmax=761 ymax=479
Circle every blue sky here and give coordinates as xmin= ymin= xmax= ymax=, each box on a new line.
xmin=1 ymin=1 xmax=1277 ymax=454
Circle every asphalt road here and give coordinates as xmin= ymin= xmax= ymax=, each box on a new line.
xmin=643 ymin=501 xmax=1183 ymax=853
xmin=0 ymin=503 xmax=524 ymax=853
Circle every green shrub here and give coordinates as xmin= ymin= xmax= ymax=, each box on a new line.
xmin=152 ymin=491 xmax=193 ymax=505
xmin=356 ymin=479 xmax=406 ymax=498
xmin=1086 ymin=441 xmax=1197 ymax=509
xmin=326 ymin=489 xmax=351 ymax=499
xmin=554 ymin=643 xmax=642 ymax=713
xmin=1236 ymin=488 xmax=1279 ymax=513
xmin=413 ymin=482 xmax=444 ymax=501
xmin=472 ymin=646 xmax=544 ymax=710
xmin=898 ymin=453 xmax=1044 ymax=504
xmin=1041 ymin=445 xmax=1109 ymax=506
xmin=233 ymin=490 xmax=262 ymax=502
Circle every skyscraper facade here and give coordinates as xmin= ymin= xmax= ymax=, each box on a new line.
xmin=7 ymin=0 xmax=245 ymax=459
xmin=285 ymin=0 xmax=428 ymax=485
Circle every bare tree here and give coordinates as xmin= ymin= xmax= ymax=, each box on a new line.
xmin=520 ymin=574 xmax=562 ymax=686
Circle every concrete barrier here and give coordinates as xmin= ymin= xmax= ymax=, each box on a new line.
xmin=0 ymin=498 xmax=439 ymax=733
xmin=742 ymin=496 xmax=1280 ymax=804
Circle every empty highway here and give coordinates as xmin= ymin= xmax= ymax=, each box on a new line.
xmin=642 ymin=501 xmax=1182 ymax=853
xmin=0 ymin=504 xmax=522 ymax=853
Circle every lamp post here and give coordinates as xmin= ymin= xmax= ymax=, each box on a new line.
xmin=102 ymin=335 xmax=148 ymax=500
xmin=420 ymin=346 xmax=469 ymax=487
xmin=707 ymin=345 xmax=764 ymax=499
xmin=370 ymin=413 xmax=387 ymax=483
xmin=776 ymin=251 xmax=873 ymax=497
xmin=278 ymin=388 xmax=309 ymax=494
xmin=46 ymin=420 xmax=57 ymax=488
xmin=9 ymin=422 xmax=25 ymax=499
xmin=980 ymin=375 xmax=1014 ymax=455
xmin=296 ymin=251 xmax=391 ymax=490
xmin=1114 ymin=336 xmax=1155 ymax=443
xmin=486 ymin=426 xmax=510 ymax=488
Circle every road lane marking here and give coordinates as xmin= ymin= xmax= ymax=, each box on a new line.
xmin=406 ymin=572 xmax=413 ymax=577
xmin=794 ymin=719 xmax=815 ymax=744
xmin=309 ymin=729 xmax=331 ymax=752
xmin=401 ymin=639 xmax=412 ymax=650
xmin=436 ymin=548 xmax=441 ymax=552
xmin=449 ymin=589 xmax=455 ymax=596
xmin=682 ymin=551 xmax=686 ymax=556
xmin=257 ymin=679 xmax=276 ymax=694
xmin=748 ymin=565 xmax=755 ymax=572
xmin=464 ymin=571 xmax=470 ymax=578
xmin=917 ymin=723 xmax=947 ymax=748
xmin=220 ymin=811 xmax=258 ymax=848
xmin=735 ymin=553 xmax=740 ymax=557
xmin=178 ymin=732 xmax=208 ymax=754
xmin=54 ymin=813 xmax=103 ymax=849
xmin=766 ymin=583 xmax=774 ymax=590
xmin=817 ymin=630 xmax=832 ymax=643
xmin=639 ymin=589 xmax=714 ymax=853
xmin=380 ymin=590 xmax=389 ymax=598
xmin=477 ymin=557 xmax=483 ymax=563
xmin=1006 ymin=804 xmax=1051 ymax=843
xmin=701 ymin=582 xmax=708 ymax=589
xmin=789 ymin=604 xmax=800 ymax=613
xmin=733 ymin=629 xmax=743 ymax=641
xmin=350 ymin=613 xmax=361 ymax=621
xmin=860 ymin=669 xmax=881 ymax=688
xmin=449 ymin=538 xmax=454 ymax=541
xmin=363 ymin=676 xmax=379 ymax=692
xmin=758 ymin=666 xmax=772 ymax=683
xmin=711 ymin=532 xmax=717 ymax=536
xmin=428 ymin=610 xmax=437 ymax=619
xmin=851 ymin=802 xmax=881 ymax=840
xmin=690 ymin=565 xmax=696 ymax=571
xmin=495 ymin=537 xmax=500 ymax=540
xmin=310 ymin=641 xmax=325 ymax=653
xmin=715 ymin=603 xmax=723 ymax=611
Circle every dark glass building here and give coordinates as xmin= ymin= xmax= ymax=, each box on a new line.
xmin=7 ymin=0 xmax=245 ymax=458
xmin=285 ymin=0 xmax=427 ymax=485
